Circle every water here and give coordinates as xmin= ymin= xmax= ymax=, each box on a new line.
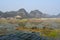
xmin=0 ymin=32 xmax=53 ymax=40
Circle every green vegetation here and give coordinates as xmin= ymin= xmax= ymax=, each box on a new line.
xmin=0 ymin=18 xmax=60 ymax=39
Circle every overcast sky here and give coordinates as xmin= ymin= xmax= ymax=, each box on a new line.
xmin=0 ymin=0 xmax=60 ymax=15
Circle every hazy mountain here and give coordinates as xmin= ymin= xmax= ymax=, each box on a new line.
xmin=29 ymin=10 xmax=51 ymax=18
xmin=0 ymin=8 xmax=29 ymax=18
xmin=56 ymin=13 xmax=60 ymax=18
xmin=30 ymin=10 xmax=43 ymax=18
xmin=0 ymin=8 xmax=60 ymax=18
xmin=0 ymin=11 xmax=3 ymax=17
xmin=50 ymin=13 xmax=60 ymax=18
xmin=17 ymin=8 xmax=29 ymax=18
xmin=41 ymin=14 xmax=51 ymax=18
xmin=1 ymin=11 xmax=17 ymax=18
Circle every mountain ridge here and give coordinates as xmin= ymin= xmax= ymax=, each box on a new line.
xmin=0 ymin=8 xmax=60 ymax=18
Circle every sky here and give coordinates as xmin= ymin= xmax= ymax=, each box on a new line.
xmin=0 ymin=0 xmax=60 ymax=15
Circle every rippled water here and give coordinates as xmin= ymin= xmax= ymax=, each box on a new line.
xmin=0 ymin=31 xmax=55 ymax=40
